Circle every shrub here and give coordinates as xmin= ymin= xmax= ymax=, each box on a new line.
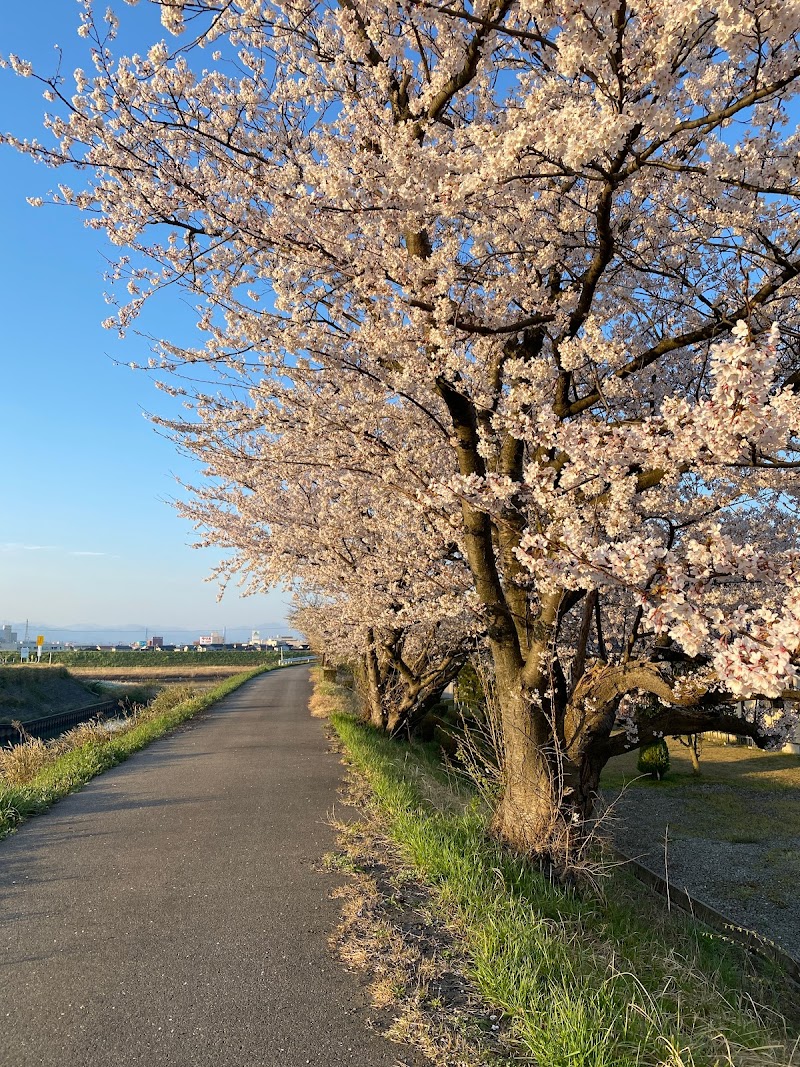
xmin=637 ymin=739 xmax=670 ymax=780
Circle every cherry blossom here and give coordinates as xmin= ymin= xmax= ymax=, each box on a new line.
xmin=6 ymin=0 xmax=800 ymax=860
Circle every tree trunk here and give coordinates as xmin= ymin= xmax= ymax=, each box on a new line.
xmin=363 ymin=646 xmax=389 ymax=730
xmin=489 ymin=644 xmax=563 ymax=854
xmin=488 ymin=644 xmax=610 ymax=865
xmin=386 ymin=686 xmax=442 ymax=737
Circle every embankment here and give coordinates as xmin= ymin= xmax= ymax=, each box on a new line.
xmin=0 ymin=666 xmax=101 ymax=724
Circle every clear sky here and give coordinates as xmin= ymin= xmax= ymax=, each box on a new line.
xmin=0 ymin=1 xmax=292 ymax=644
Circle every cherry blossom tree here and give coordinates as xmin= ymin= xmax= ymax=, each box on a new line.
xmin=161 ymin=367 xmax=476 ymax=733
xmin=6 ymin=0 xmax=800 ymax=861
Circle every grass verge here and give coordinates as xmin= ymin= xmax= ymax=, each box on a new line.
xmin=0 ymin=666 xmax=272 ymax=839
xmin=329 ymin=708 xmax=799 ymax=1067
xmin=308 ymin=667 xmax=359 ymax=718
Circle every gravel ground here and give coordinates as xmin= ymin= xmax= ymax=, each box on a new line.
xmin=609 ymin=784 xmax=800 ymax=963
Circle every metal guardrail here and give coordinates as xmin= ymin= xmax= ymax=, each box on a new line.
xmin=0 ymin=700 xmax=122 ymax=746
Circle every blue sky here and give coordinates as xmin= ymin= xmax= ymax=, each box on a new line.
xmin=0 ymin=1 xmax=291 ymax=643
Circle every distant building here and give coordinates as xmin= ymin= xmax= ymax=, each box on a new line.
xmin=147 ymin=636 xmax=164 ymax=649
xmin=197 ymin=631 xmax=225 ymax=646
xmin=0 ymin=625 xmax=18 ymax=651
xmin=258 ymin=635 xmax=310 ymax=651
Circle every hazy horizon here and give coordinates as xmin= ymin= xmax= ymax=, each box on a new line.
xmin=0 ymin=618 xmax=299 ymax=646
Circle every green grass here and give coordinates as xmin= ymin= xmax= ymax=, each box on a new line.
xmin=330 ymin=711 xmax=799 ymax=1067
xmin=0 ymin=666 xmax=272 ymax=838
xmin=51 ymin=649 xmax=282 ymax=668
xmin=601 ymin=738 xmax=800 ymax=796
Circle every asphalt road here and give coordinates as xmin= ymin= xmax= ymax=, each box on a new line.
xmin=0 ymin=667 xmax=422 ymax=1067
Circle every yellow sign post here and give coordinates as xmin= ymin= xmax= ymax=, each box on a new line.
xmin=36 ymin=635 xmax=45 ymax=647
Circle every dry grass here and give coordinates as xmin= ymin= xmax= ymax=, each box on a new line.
xmin=0 ymin=685 xmax=201 ymax=789
xmin=0 ymin=725 xmax=118 ymax=787
xmin=328 ymin=816 xmax=510 ymax=1067
xmin=0 ymin=733 xmax=51 ymax=785
xmin=308 ymin=668 xmax=359 ymax=719
xmin=59 ymin=719 xmax=117 ymax=748
xmin=69 ymin=665 xmax=251 ymax=682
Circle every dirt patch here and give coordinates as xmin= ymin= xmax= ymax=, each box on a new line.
xmin=326 ymin=749 xmax=510 ymax=1067
xmin=601 ymin=740 xmax=800 ymax=963
xmin=0 ymin=666 xmax=101 ymax=723
xmin=68 ymin=665 xmax=251 ymax=682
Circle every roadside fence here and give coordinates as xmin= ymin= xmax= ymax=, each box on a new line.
xmin=0 ymin=700 xmax=122 ymax=747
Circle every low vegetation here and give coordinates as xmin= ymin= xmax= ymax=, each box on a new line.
xmin=0 ymin=666 xmax=105 ymax=724
xmin=0 ymin=666 xmax=271 ymax=838
xmin=309 ymin=672 xmax=359 ymax=719
xmin=327 ymin=696 xmax=799 ymax=1066
xmin=51 ymin=649 xmax=284 ymax=668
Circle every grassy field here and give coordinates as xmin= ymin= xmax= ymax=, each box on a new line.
xmin=51 ymin=649 xmax=283 ymax=668
xmin=600 ymin=738 xmax=800 ymax=844
xmin=325 ymin=690 xmax=799 ymax=1067
xmin=602 ymin=736 xmax=800 ymax=789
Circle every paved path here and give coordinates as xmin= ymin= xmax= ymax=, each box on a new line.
xmin=0 ymin=667 xmax=422 ymax=1067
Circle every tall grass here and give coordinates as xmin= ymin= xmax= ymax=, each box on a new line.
xmin=0 ymin=668 xmax=270 ymax=837
xmin=331 ymin=711 xmax=798 ymax=1067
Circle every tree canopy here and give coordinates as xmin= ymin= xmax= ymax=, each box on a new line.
xmin=6 ymin=0 xmax=800 ymax=859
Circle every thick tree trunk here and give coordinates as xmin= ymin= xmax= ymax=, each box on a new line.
xmin=488 ymin=643 xmax=610 ymax=864
xmin=489 ymin=644 xmax=563 ymax=853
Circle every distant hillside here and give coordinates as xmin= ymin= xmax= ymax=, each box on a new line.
xmin=0 ymin=667 xmax=101 ymax=724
